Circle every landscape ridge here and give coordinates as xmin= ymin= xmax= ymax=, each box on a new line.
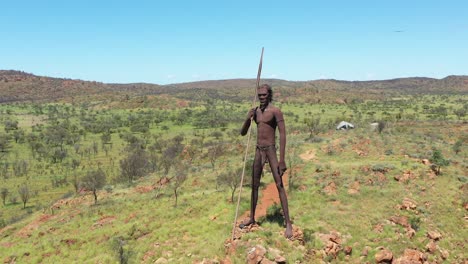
xmin=1 ymin=70 xmax=467 ymax=104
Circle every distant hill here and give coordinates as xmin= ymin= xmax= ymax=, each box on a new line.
xmin=1 ymin=70 xmax=467 ymax=104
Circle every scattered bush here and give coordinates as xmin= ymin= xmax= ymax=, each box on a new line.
xmin=265 ymin=203 xmax=283 ymax=226
xmin=371 ymin=163 xmax=395 ymax=173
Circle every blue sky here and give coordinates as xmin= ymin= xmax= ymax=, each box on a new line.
xmin=1 ymin=1 xmax=467 ymax=84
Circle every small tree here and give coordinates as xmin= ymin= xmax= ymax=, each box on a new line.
xmin=160 ymin=138 xmax=184 ymax=176
xmin=429 ymin=148 xmax=449 ymax=175
xmin=454 ymin=107 xmax=466 ymax=120
xmin=172 ymin=163 xmax=188 ymax=207
xmin=81 ymin=169 xmax=106 ymax=204
xmin=304 ymin=117 xmax=322 ymax=138
xmin=101 ymin=132 xmax=112 ymax=146
xmin=13 ymin=129 xmax=25 ymax=143
xmin=51 ymin=148 xmax=67 ymax=163
xmin=119 ymin=148 xmax=151 ymax=184
xmin=453 ymin=140 xmax=463 ymax=155
xmin=0 ymin=133 xmax=11 ymax=153
xmin=71 ymin=159 xmax=81 ymax=170
xmin=1 ymin=188 xmax=9 ymax=205
xmin=4 ymin=120 xmax=18 ymax=133
xmin=72 ymin=174 xmax=80 ymax=193
xmin=0 ymin=161 xmax=9 ymax=179
xmin=216 ymin=167 xmax=242 ymax=202
xmin=184 ymin=142 xmax=200 ymax=164
xmin=210 ymin=131 xmax=223 ymax=140
xmin=13 ymin=159 xmax=28 ymax=177
xmin=207 ymin=143 xmax=225 ymax=170
xmin=378 ymin=121 xmax=386 ymax=134
xmin=18 ymin=184 xmax=30 ymax=209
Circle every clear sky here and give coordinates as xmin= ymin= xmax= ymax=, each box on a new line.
xmin=1 ymin=1 xmax=467 ymax=84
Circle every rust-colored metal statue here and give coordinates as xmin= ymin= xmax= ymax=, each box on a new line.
xmin=240 ymin=84 xmax=293 ymax=238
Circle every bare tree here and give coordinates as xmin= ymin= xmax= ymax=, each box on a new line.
xmin=172 ymin=163 xmax=188 ymax=207
xmin=18 ymin=184 xmax=30 ymax=209
xmin=207 ymin=142 xmax=225 ymax=170
xmin=185 ymin=140 xmax=201 ymax=164
xmin=160 ymin=137 xmax=184 ymax=176
xmin=216 ymin=167 xmax=242 ymax=202
xmin=1 ymin=188 xmax=9 ymax=205
xmin=72 ymin=174 xmax=80 ymax=193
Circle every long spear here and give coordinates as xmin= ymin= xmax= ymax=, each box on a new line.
xmin=231 ymin=47 xmax=264 ymax=240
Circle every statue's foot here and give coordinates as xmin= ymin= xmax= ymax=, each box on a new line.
xmin=239 ymin=219 xmax=255 ymax=229
xmin=284 ymin=223 xmax=293 ymax=239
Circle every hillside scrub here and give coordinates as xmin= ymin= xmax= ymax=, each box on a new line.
xmin=0 ymin=91 xmax=466 ymax=263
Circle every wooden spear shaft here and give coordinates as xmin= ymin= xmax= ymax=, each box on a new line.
xmin=231 ymin=47 xmax=264 ymax=240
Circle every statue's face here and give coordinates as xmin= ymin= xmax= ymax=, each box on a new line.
xmin=257 ymin=87 xmax=269 ymax=105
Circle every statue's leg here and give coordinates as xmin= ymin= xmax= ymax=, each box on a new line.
xmin=240 ymin=148 xmax=263 ymax=228
xmin=266 ymin=147 xmax=293 ymax=238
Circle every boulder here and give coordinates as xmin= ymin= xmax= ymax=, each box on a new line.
xmin=427 ymin=230 xmax=442 ymax=241
xmin=425 ymin=240 xmax=437 ymax=253
xmin=247 ymin=245 xmax=267 ymax=264
xmin=375 ymin=248 xmax=393 ymax=263
xmin=392 ymin=249 xmax=425 ymax=264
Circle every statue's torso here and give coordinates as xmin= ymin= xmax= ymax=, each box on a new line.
xmin=255 ymin=105 xmax=281 ymax=146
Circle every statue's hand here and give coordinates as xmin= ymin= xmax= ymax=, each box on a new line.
xmin=246 ymin=108 xmax=256 ymax=120
xmin=278 ymin=161 xmax=287 ymax=176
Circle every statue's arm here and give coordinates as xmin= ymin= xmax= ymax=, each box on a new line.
xmin=276 ymin=110 xmax=287 ymax=174
xmin=240 ymin=108 xmax=255 ymax=136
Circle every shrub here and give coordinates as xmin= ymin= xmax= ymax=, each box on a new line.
xmin=429 ymin=148 xmax=449 ymax=175
xmin=307 ymin=136 xmax=325 ymax=143
xmin=119 ymin=148 xmax=151 ymax=184
xmin=371 ymin=163 xmax=395 ymax=173
xmin=265 ymin=203 xmax=283 ymax=226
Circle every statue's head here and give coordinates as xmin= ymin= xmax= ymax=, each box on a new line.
xmin=257 ymin=84 xmax=273 ymax=103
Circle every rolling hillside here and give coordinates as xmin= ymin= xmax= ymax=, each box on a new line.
xmin=1 ymin=70 xmax=467 ymax=104
xmin=0 ymin=70 xmax=466 ymax=263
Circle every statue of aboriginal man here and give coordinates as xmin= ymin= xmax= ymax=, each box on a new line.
xmin=240 ymin=83 xmax=293 ymax=238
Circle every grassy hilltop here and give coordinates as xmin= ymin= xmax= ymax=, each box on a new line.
xmin=0 ymin=71 xmax=467 ymax=263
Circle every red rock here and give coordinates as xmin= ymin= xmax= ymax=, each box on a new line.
xmin=401 ymin=198 xmax=417 ymax=210
xmin=439 ymin=248 xmax=449 ymax=260
xmin=427 ymin=230 xmax=442 ymax=241
xmin=389 ymin=215 xmax=410 ymax=228
xmin=425 ymin=240 xmax=437 ymax=253
xmin=375 ymin=248 xmax=393 ymax=263
xmin=344 ymin=246 xmax=353 ymax=255
xmin=274 ymin=255 xmax=286 ymax=263
xmin=361 ymin=246 xmax=371 ymax=256
xmin=393 ymin=249 xmax=425 ymax=264
xmin=247 ymin=245 xmax=266 ymax=264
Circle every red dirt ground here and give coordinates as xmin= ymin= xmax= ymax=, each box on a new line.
xmin=239 ymin=171 xmax=289 ymax=221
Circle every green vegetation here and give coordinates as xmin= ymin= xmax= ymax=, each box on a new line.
xmin=0 ymin=73 xmax=467 ymax=263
